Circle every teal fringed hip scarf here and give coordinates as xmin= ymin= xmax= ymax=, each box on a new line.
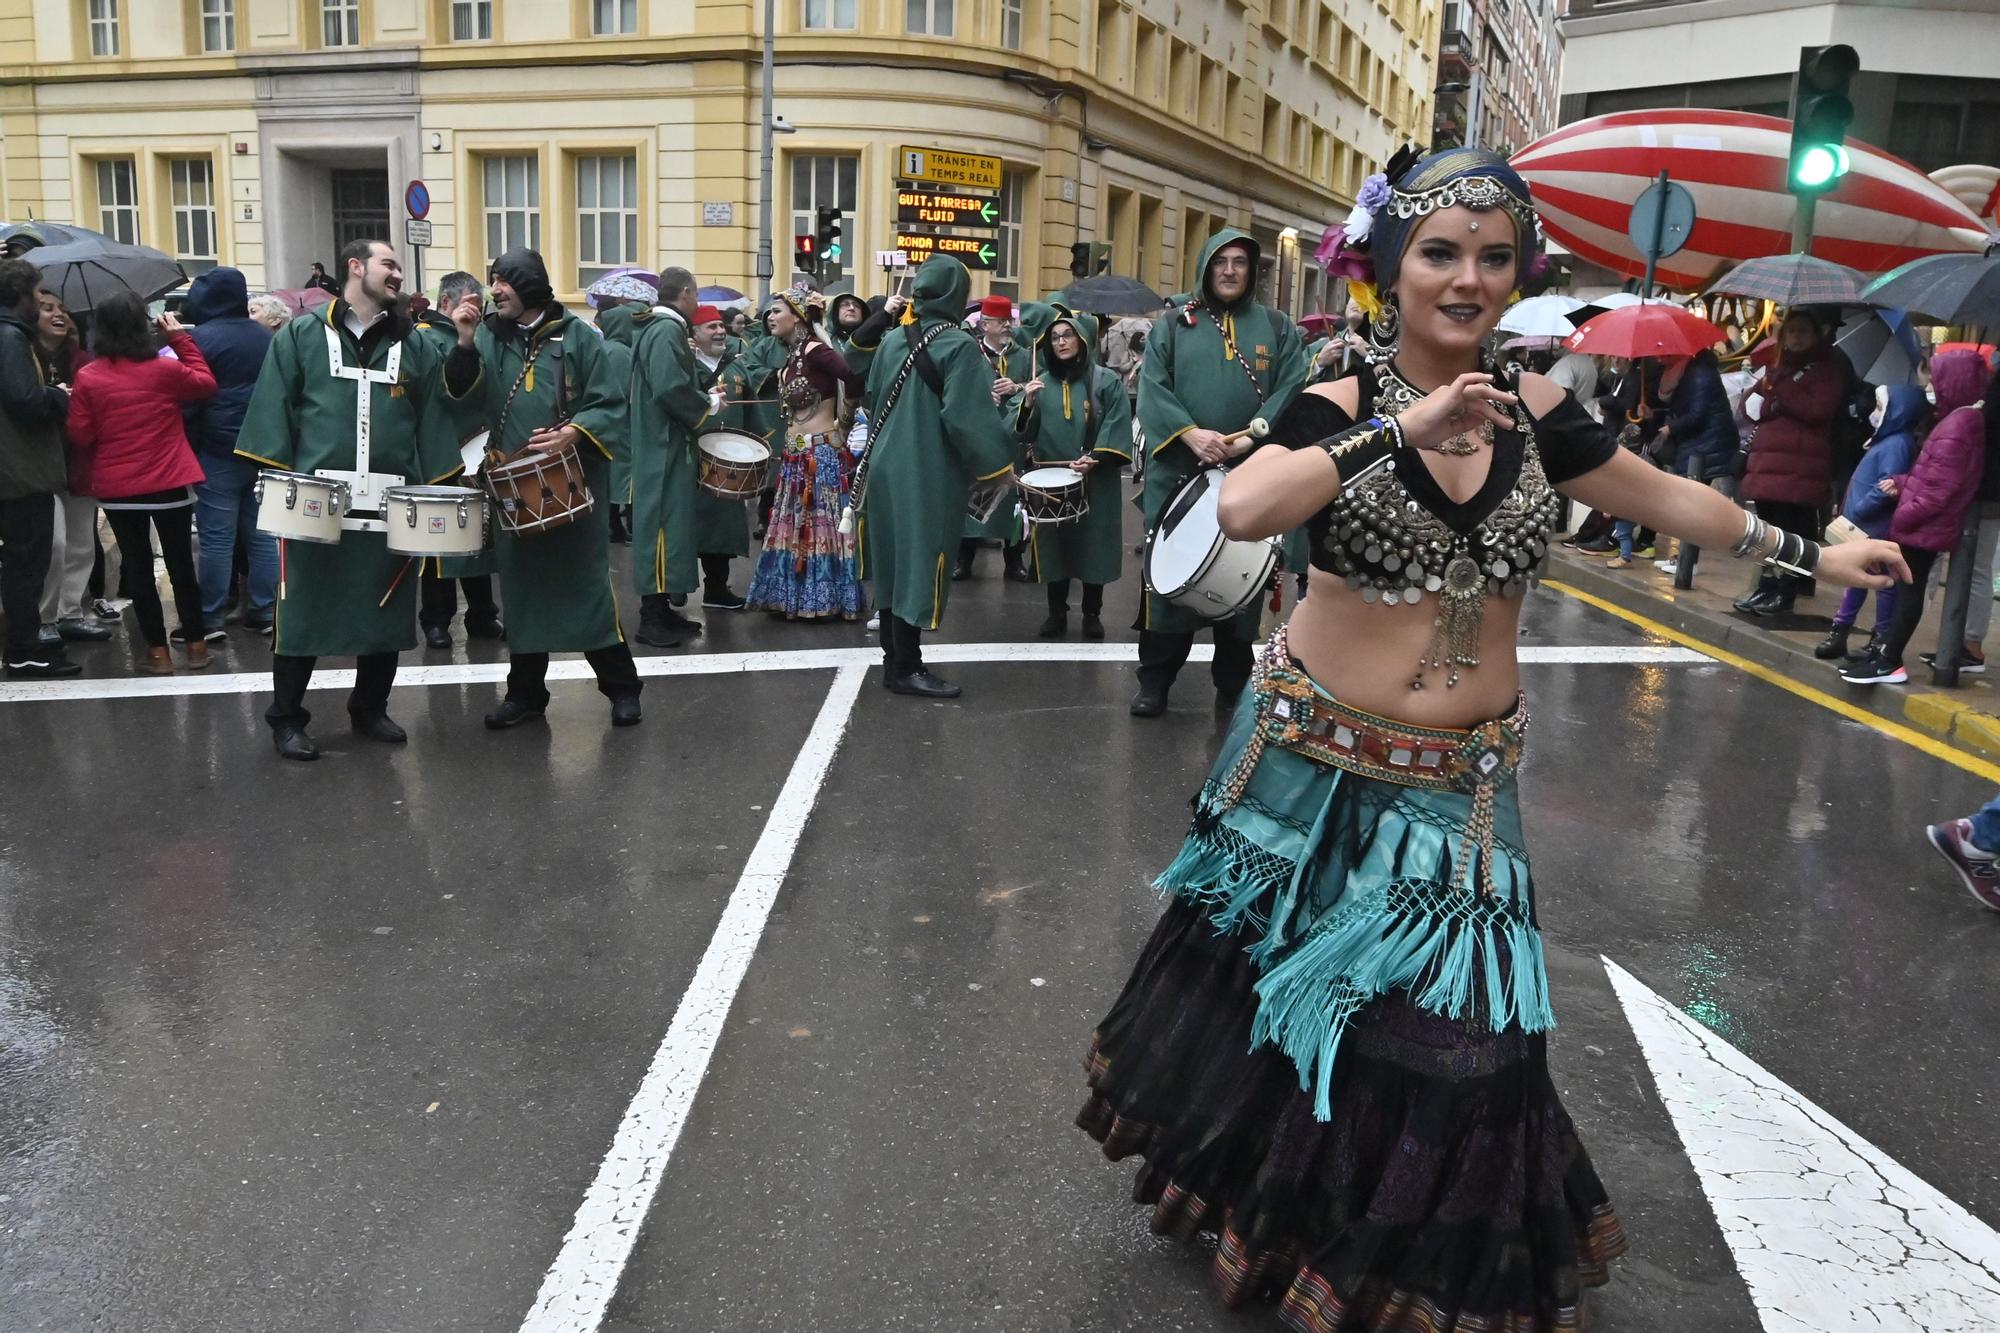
xmin=1156 ymin=627 xmax=1551 ymax=1121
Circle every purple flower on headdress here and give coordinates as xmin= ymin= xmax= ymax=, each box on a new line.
xmin=1356 ymin=173 xmax=1391 ymax=214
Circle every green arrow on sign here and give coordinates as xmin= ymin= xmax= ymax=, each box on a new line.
xmin=979 ymin=200 xmax=998 ymax=225
xmin=978 ymin=242 xmax=996 ymax=264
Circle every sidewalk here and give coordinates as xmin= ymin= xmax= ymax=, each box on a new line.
xmin=1546 ymin=543 xmax=2000 ymax=760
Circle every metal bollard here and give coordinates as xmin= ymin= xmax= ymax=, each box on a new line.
xmin=1673 ymin=455 xmax=1703 ymax=591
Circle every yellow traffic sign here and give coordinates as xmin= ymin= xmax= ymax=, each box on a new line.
xmin=898 ymin=146 xmax=1004 ymax=191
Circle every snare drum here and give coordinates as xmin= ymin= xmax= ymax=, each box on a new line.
xmin=484 ymin=438 xmax=594 ymax=536
xmin=1016 ymin=466 xmax=1090 ymax=526
xmin=1143 ymin=468 xmax=1278 ymax=620
xmin=254 ymin=470 xmax=349 ymax=545
xmin=965 ymin=471 xmax=1014 ymax=523
xmin=696 ymin=429 xmax=773 ymax=498
xmin=382 ymin=485 xmax=488 ymax=557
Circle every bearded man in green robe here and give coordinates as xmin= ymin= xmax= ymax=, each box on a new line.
xmin=236 ymin=238 xmax=469 ymax=762
xmin=627 ymin=266 xmax=713 ymax=646
xmin=446 ymin=248 xmax=640 ymax=731
xmin=1131 ymin=228 xmax=1305 ymax=718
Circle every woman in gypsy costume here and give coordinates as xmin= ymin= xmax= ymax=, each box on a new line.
xmin=744 ymin=287 xmax=867 ymax=620
xmin=1077 ymin=148 xmax=1907 ymax=1330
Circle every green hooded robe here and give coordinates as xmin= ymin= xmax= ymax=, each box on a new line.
xmin=962 ymin=324 xmax=1031 ymax=545
xmin=595 ymin=303 xmax=643 ymax=506
xmin=461 ymin=306 xmax=628 ymax=654
xmin=693 ymin=348 xmax=755 ymax=559
xmin=235 ymin=301 xmax=466 ymax=658
xmin=1011 ymin=308 xmax=1131 ymax=587
xmin=733 ymin=330 xmax=783 ymax=448
xmin=1136 ymin=227 xmax=1306 ymax=636
xmin=627 ymin=305 xmax=713 ymax=599
xmin=851 ymin=257 xmax=1016 ymax=629
xmin=409 ymin=311 xmax=498 ymax=583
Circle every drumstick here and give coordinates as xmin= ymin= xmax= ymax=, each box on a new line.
xmin=278 ymin=538 xmax=286 ymax=603
xmin=1222 ymin=417 xmax=1272 ymax=448
xmin=379 ymin=557 xmax=415 ymax=608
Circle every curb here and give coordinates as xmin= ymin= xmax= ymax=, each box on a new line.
xmin=1546 ymin=550 xmax=2000 ymax=762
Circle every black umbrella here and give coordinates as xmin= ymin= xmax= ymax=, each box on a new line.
xmin=1056 ymin=273 xmax=1166 ymax=315
xmin=29 ymin=236 xmax=187 ymax=314
xmin=1859 ymin=252 xmax=2000 ymax=327
xmin=1 ymin=220 xmax=105 ymax=254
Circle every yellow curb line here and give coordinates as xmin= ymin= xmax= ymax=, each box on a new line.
xmin=1544 ymin=579 xmax=2000 ymax=785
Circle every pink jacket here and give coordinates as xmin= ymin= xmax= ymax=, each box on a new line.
xmin=66 ymin=331 xmax=215 ymax=499
xmin=1890 ymin=351 xmax=1989 ymax=554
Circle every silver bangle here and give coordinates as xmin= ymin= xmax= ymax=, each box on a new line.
xmin=1730 ymin=510 xmax=1767 ymax=559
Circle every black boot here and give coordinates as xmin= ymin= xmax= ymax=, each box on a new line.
xmin=887 ymin=617 xmax=960 ymax=698
xmin=1040 ymin=583 xmax=1069 ymax=638
xmin=1081 ymin=584 xmax=1105 ymax=640
xmin=637 ymin=593 xmax=702 ymax=646
xmin=1762 ymin=573 xmax=1798 ymax=615
xmin=1849 ymin=629 xmax=1886 ymax=663
xmin=1003 ymin=542 xmax=1031 ymax=582
xmin=1814 ymin=624 xmax=1853 ymax=660
xmin=951 ymin=539 xmax=977 ymax=582
xmin=484 ymin=697 xmax=546 ymax=729
xmin=272 ymin=724 xmax=319 ymax=761
xmin=1733 ymin=571 xmax=1780 ymax=615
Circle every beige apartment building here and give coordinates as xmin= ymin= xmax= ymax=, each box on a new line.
xmin=0 ymin=0 xmax=1437 ymax=312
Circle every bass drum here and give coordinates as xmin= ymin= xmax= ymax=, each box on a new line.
xmin=1143 ymin=467 xmax=1277 ymax=621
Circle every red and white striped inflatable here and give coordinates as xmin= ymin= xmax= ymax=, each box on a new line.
xmin=1512 ymin=110 xmax=1990 ymax=289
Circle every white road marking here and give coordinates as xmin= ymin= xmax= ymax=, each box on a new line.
xmin=516 ymin=664 xmax=866 ymax=1333
xmin=1604 ymin=958 xmax=2000 ymax=1331
xmin=0 ymin=642 xmax=1710 ymax=705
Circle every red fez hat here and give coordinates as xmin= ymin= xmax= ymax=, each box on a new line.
xmin=979 ymin=295 xmax=1014 ymax=320
xmin=692 ymin=304 xmax=724 ymax=325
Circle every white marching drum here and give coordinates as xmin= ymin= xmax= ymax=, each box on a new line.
xmin=1143 ymin=468 xmax=1278 ymax=620
xmin=696 ymin=429 xmax=773 ymax=498
xmin=254 ymin=470 xmax=349 ymax=545
xmin=382 ymin=485 xmax=489 ymax=557
xmin=1016 ymin=466 xmax=1090 ymax=526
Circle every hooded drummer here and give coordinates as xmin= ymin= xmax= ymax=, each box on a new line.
xmin=687 ymin=304 xmax=754 ymax=611
xmin=235 ymin=238 xmax=469 ymax=762
xmin=1011 ymin=305 xmax=1131 ymax=640
xmin=627 ymin=266 xmax=713 ymax=647
xmin=958 ymin=292 xmax=1031 ymax=582
xmin=444 ymin=248 xmax=640 ymax=731
xmin=1131 ymin=228 xmax=1305 ymax=718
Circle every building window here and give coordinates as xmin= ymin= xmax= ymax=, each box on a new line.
xmin=790 ymin=153 xmax=856 ymax=286
xmin=450 ymin=0 xmax=491 ymax=41
xmin=1889 ymin=101 xmax=1962 ymax=170
xmin=576 ymin=153 xmax=639 ymax=287
xmin=200 ymin=0 xmax=235 ymax=51
xmin=906 ymin=0 xmax=952 ymax=36
xmin=592 ymin=0 xmax=636 ymax=34
xmin=95 ymin=158 xmax=139 ymax=243
xmin=802 ymin=0 xmax=855 ymax=29
xmin=87 ymin=0 xmax=119 ymax=56
xmin=482 ymin=154 xmax=541 ymax=261
xmin=323 ymin=0 xmax=360 ymax=47
xmin=992 ymin=169 xmax=1025 ymax=297
xmin=170 ymin=159 xmax=218 ymax=274
xmin=999 ymin=0 xmax=1022 ymax=49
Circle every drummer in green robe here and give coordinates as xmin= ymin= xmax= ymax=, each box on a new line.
xmin=688 ymin=303 xmax=754 ymax=610
xmin=1011 ymin=306 xmax=1131 ymax=641
xmin=595 ymin=296 xmax=650 ymax=545
xmin=1131 ymin=227 xmax=1305 ymax=718
xmin=234 ymin=238 xmax=468 ymax=761
xmin=411 ymin=269 xmax=506 ymax=650
xmin=447 ymin=249 xmax=641 ymax=731
xmin=957 ymin=293 xmax=1030 ymax=582
xmin=845 ymin=256 xmax=1015 ymax=698
xmin=627 ymin=266 xmax=713 ymax=647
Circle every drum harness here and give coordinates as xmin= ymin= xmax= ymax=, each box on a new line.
xmin=487 ymin=325 xmax=567 ymax=470
xmin=320 ymin=324 xmax=405 ymax=521
xmin=838 ymin=320 xmax=952 ymax=536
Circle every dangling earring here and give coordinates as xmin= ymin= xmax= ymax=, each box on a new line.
xmin=1369 ymin=292 xmax=1401 ymax=356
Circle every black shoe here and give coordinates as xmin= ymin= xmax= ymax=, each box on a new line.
xmin=484 ymin=698 xmax=546 ymax=730
xmin=272 ymin=725 xmax=319 ymax=761
xmin=888 ymin=669 xmax=962 ymax=699
xmin=1575 ymin=538 xmax=1615 ymax=554
xmin=36 ymin=623 xmax=59 ymax=648
xmin=1037 ymin=612 xmax=1067 ymax=639
xmin=91 ymin=598 xmax=121 ymax=621
xmin=1733 ymin=586 xmax=1780 ymax=616
xmin=1851 ymin=631 xmax=1886 ymax=663
xmin=1129 ymin=686 xmax=1168 ymax=717
xmin=701 ymin=586 xmax=747 ymax=611
xmin=1215 ymin=687 xmax=1245 ymax=711
xmin=610 ymin=696 xmax=643 ymax=727
xmin=669 ymin=593 xmax=688 ymax=609
xmin=244 ymin=619 xmax=273 ymax=636
xmin=423 ymin=624 xmax=452 ymax=650
xmin=465 ymin=617 xmax=506 ymax=641
xmin=637 ymin=604 xmax=702 ymax=647
xmin=350 ymin=712 xmax=407 ymax=744
xmin=1004 ymin=559 xmax=1031 ymax=583
xmin=1082 ymin=614 xmax=1105 ymax=641
xmin=1920 ymin=649 xmax=1988 ymax=675
xmin=1813 ymin=625 xmax=1853 ymax=660
xmin=56 ymin=617 xmax=112 ymax=642
xmin=5 ymin=657 xmax=81 ymax=679
xmin=170 ymin=625 xmax=226 ymax=645
xmin=951 ymin=558 xmax=974 ymax=582
xmin=1839 ymin=650 xmax=1908 ymax=686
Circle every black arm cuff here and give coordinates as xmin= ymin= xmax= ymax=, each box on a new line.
xmin=444 ymin=344 xmax=481 ymax=398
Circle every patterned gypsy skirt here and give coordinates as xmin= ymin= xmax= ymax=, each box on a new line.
xmin=745 ymin=431 xmax=866 ymax=621
xmin=1079 ymin=636 xmax=1625 ymax=1331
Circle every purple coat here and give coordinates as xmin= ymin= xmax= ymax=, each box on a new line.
xmin=1741 ymin=351 xmax=1846 ymax=507
xmin=1890 ymin=352 xmax=1989 ymax=553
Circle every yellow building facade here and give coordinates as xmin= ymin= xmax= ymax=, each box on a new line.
xmin=0 ymin=0 xmax=1437 ymax=312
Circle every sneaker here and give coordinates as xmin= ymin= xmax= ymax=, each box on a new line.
xmin=865 ymin=612 xmax=881 ymax=632
xmin=170 ymin=625 xmax=226 ymax=645
xmin=1654 ymin=559 xmax=1683 ymax=575
xmin=90 ymin=598 xmax=122 ymax=621
xmin=1575 ymin=538 xmax=1614 ymax=554
xmin=701 ymin=587 xmax=748 ymax=611
xmin=1925 ymin=819 xmax=2000 ymax=910
xmin=1605 ymin=556 xmax=1632 ymax=569
xmin=1919 ymin=650 xmax=1987 ymax=675
xmin=6 ymin=657 xmax=82 ymax=679
xmin=1839 ymin=651 xmax=1908 ymax=685
xmin=1633 ymin=545 xmax=1657 ymax=559
xmin=36 ymin=623 xmax=60 ymax=648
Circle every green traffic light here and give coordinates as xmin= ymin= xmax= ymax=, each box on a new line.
xmin=1794 ymin=144 xmax=1850 ymax=189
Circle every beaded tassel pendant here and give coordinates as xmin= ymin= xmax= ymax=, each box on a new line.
xmin=1414 ymin=552 xmax=1485 ymax=690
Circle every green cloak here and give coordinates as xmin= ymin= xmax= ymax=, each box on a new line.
xmin=1011 ymin=309 xmax=1130 ymax=587
xmin=961 ymin=325 xmax=1031 ymax=543
xmin=693 ymin=350 xmax=754 ymax=559
xmin=733 ymin=331 xmax=783 ymax=448
xmin=853 ymin=257 xmax=1016 ymax=629
xmin=596 ymin=303 xmax=644 ymax=505
xmin=627 ymin=305 xmax=713 ymax=598
xmin=460 ymin=306 xmax=628 ymax=654
xmin=1136 ymin=227 xmax=1306 ymax=636
xmin=235 ymin=302 xmax=465 ymax=658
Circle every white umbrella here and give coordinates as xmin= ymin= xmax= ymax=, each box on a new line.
xmin=1497 ymin=293 xmax=1585 ymax=338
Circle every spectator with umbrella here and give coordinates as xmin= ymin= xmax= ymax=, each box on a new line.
xmin=1733 ymin=309 xmax=1848 ymax=616
xmin=0 ymin=257 xmax=79 ymax=677
xmin=31 ymin=289 xmax=108 ymax=648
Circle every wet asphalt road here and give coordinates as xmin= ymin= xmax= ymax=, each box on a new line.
xmin=3 ymin=525 xmax=1998 ymax=1333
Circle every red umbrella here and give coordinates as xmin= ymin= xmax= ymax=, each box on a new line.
xmin=1565 ymin=302 xmax=1725 ymax=359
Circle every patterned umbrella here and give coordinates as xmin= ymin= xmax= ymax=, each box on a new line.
xmin=585 ymin=270 xmax=659 ymax=309
xmin=1497 ymin=293 xmax=1586 ymax=338
xmin=1513 ymin=110 xmax=1989 ymax=289
xmin=266 ymin=286 xmax=335 ymax=315
xmin=1860 ymin=253 xmax=2000 ymax=327
xmin=698 ymin=285 xmax=746 ymax=303
xmin=1706 ymin=255 xmax=1866 ymax=306
xmin=1565 ymin=303 xmax=1725 ymax=359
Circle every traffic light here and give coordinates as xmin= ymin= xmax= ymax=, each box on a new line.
xmin=814 ymin=205 xmax=843 ymax=268
xmin=794 ymin=233 xmax=818 ymax=277
xmin=1070 ymin=241 xmax=1091 ymax=278
xmin=1788 ymin=44 xmax=1858 ymax=194
xmin=1089 ymin=241 xmax=1113 ymax=275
